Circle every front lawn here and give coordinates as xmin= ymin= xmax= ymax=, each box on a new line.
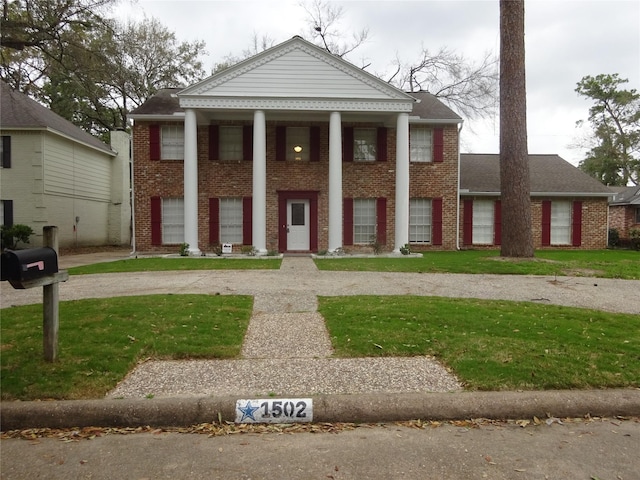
xmin=0 ymin=295 xmax=253 ymax=400
xmin=319 ymin=295 xmax=640 ymax=391
xmin=315 ymin=250 xmax=640 ymax=280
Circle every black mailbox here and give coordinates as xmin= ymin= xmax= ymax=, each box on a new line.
xmin=1 ymin=247 xmax=59 ymax=282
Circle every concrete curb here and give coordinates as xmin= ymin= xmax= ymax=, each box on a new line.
xmin=2 ymin=389 xmax=639 ymax=430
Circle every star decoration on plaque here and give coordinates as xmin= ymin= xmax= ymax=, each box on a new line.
xmin=237 ymin=400 xmax=259 ymax=422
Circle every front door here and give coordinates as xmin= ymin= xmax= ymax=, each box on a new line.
xmin=286 ymin=199 xmax=310 ymax=250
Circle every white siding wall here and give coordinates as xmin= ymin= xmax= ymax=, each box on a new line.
xmin=0 ymin=130 xmax=126 ymax=248
xmin=214 ymin=50 xmax=390 ymax=99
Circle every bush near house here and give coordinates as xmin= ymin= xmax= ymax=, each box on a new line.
xmin=1 ymin=224 xmax=34 ymax=250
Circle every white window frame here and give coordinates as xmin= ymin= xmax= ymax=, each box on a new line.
xmin=161 ymin=126 xmax=184 ymax=160
xmin=220 ymin=197 xmax=243 ymax=244
xmin=472 ymin=200 xmax=494 ymax=244
xmin=286 ymin=127 xmax=310 ymax=161
xmin=354 ymin=198 xmax=376 ymax=244
xmin=162 ymin=198 xmax=184 ymax=244
xmin=409 ymin=198 xmax=432 ymax=244
xmin=409 ymin=126 xmax=432 ymax=163
xmin=551 ymin=201 xmax=572 ymax=245
xmin=219 ymin=126 xmax=243 ymax=161
xmin=354 ymin=128 xmax=377 ymax=162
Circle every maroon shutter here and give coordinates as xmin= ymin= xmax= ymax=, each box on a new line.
xmin=3 ymin=199 xmax=13 ymax=227
xmin=433 ymin=127 xmax=444 ymax=163
xmin=463 ymin=199 xmax=473 ymax=246
xmin=2 ymin=136 xmax=11 ymax=168
xmin=343 ymin=198 xmax=354 ymax=245
xmin=494 ymin=200 xmax=502 ymax=246
xmin=151 ymin=196 xmax=162 ymax=245
xmin=572 ymin=201 xmax=583 ymax=247
xmin=243 ymin=197 xmax=253 ymax=245
xmin=209 ymin=198 xmax=219 ymax=245
xmin=377 ymin=127 xmax=387 ymax=162
xmin=310 ymin=126 xmax=321 ymax=162
xmin=243 ymin=126 xmax=253 ymax=161
xmin=432 ymin=197 xmax=443 ymax=245
xmin=541 ymin=200 xmax=552 ymax=246
xmin=376 ymin=197 xmax=387 ymax=245
xmin=276 ymin=126 xmax=286 ymax=161
xmin=208 ymin=125 xmax=219 ymax=161
xmin=149 ymin=125 xmax=160 ymax=161
xmin=343 ymin=127 xmax=354 ymax=162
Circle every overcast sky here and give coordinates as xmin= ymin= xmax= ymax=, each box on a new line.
xmin=114 ymin=0 xmax=640 ymax=166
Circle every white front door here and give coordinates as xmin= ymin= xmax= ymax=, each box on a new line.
xmin=287 ymin=199 xmax=310 ymax=250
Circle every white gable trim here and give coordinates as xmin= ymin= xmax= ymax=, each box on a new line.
xmin=179 ymin=36 xmax=415 ymax=111
xmin=179 ymin=97 xmax=413 ymax=113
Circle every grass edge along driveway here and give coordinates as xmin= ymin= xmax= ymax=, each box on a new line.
xmin=319 ymin=295 xmax=640 ymax=392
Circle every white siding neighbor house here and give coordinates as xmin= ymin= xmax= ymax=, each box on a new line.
xmin=0 ymin=82 xmax=131 ymax=248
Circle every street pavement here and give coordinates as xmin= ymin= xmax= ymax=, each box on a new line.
xmin=2 ymin=417 xmax=639 ymax=479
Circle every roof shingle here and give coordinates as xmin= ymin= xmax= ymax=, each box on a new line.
xmin=0 ymin=82 xmax=113 ymax=154
xmin=460 ymin=154 xmax=612 ymax=195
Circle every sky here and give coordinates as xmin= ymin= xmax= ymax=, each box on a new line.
xmin=113 ymin=0 xmax=640 ymax=166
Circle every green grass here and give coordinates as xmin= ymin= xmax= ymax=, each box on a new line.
xmin=318 ymin=295 xmax=640 ymax=391
xmin=315 ymin=250 xmax=640 ymax=279
xmin=0 ymin=295 xmax=253 ymax=400
xmin=68 ymin=257 xmax=282 ymax=275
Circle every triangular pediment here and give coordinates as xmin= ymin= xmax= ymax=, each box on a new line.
xmin=180 ymin=37 xmax=414 ymax=110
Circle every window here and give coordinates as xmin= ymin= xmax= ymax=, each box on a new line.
xmin=220 ymin=198 xmax=243 ymax=243
xmin=635 ymin=207 xmax=640 ymax=224
xmin=1 ymin=136 xmax=10 ymax=168
xmin=409 ymin=198 xmax=432 ymax=243
xmin=0 ymin=200 xmax=4 ymax=226
xmin=286 ymin=127 xmax=310 ymax=161
xmin=354 ymin=198 xmax=376 ymax=243
xmin=354 ymin=128 xmax=377 ymax=162
xmin=551 ymin=201 xmax=572 ymax=245
xmin=162 ymin=198 xmax=184 ymax=244
xmin=472 ymin=200 xmax=494 ymax=244
xmin=410 ymin=126 xmax=432 ymax=162
xmin=161 ymin=126 xmax=184 ymax=160
xmin=219 ymin=126 xmax=243 ymax=160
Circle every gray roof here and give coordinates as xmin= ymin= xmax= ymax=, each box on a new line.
xmin=129 ymin=88 xmax=183 ymax=116
xmin=408 ymin=91 xmax=463 ymax=122
xmin=460 ymin=154 xmax=612 ymax=196
xmin=0 ymin=82 xmax=113 ymax=154
xmin=609 ymin=185 xmax=640 ymax=205
xmin=131 ymin=89 xmax=460 ymax=123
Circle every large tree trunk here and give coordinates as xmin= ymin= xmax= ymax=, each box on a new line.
xmin=499 ymin=0 xmax=534 ymax=258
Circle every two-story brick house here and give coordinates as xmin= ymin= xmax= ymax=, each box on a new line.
xmin=130 ymin=36 xmax=611 ymax=254
xmin=130 ymin=36 xmax=462 ymax=254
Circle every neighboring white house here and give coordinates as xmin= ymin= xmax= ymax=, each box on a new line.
xmin=0 ymin=82 xmax=131 ymax=248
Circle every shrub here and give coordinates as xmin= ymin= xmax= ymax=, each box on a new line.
xmin=608 ymin=228 xmax=620 ymax=247
xmin=630 ymin=229 xmax=640 ymax=250
xmin=1 ymin=224 xmax=34 ymax=249
xmin=399 ymin=243 xmax=411 ymax=255
xmin=179 ymin=243 xmax=190 ymax=256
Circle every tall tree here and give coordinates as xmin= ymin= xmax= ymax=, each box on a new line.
xmin=499 ymin=0 xmax=533 ymax=258
xmin=2 ymin=2 xmax=207 ymax=138
xmin=575 ymin=74 xmax=639 ymax=186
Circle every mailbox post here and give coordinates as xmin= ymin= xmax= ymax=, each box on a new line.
xmin=43 ymin=226 xmax=61 ymax=362
xmin=1 ymin=226 xmax=68 ymax=362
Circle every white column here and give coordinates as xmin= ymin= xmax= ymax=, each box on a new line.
xmin=394 ymin=112 xmax=410 ymax=252
xmin=328 ymin=111 xmax=343 ymax=252
xmin=252 ymin=110 xmax=267 ymax=254
xmin=183 ymin=108 xmax=201 ymax=255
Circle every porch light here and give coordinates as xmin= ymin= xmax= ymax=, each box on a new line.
xmin=293 ymin=145 xmax=303 ymax=161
